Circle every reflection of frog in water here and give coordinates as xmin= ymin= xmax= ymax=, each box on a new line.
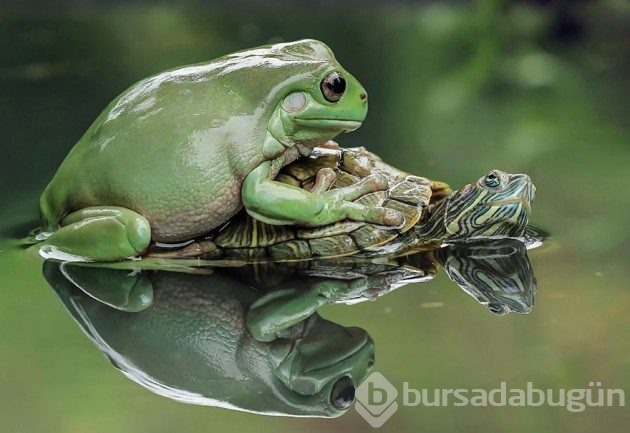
xmin=45 ymin=262 xmax=373 ymax=417
xmin=43 ymin=238 xmax=537 ymax=417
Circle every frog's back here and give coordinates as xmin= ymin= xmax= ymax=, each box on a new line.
xmin=41 ymin=40 xmax=335 ymax=242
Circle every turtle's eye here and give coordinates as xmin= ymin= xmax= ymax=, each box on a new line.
xmin=483 ymin=171 xmax=503 ymax=189
xmin=321 ymin=72 xmax=346 ymax=102
xmin=330 ymin=376 xmax=355 ymax=409
xmin=488 ymin=303 xmax=509 ymax=316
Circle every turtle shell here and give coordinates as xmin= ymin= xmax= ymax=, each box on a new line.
xmin=210 ymin=146 xmax=446 ymax=261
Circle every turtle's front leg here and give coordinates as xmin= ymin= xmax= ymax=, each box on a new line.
xmin=429 ymin=180 xmax=452 ymax=202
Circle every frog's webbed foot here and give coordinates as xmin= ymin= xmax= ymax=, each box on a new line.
xmin=40 ymin=206 xmax=151 ymax=262
xmin=242 ymin=161 xmax=404 ymax=228
xmin=318 ymin=174 xmax=405 ymax=227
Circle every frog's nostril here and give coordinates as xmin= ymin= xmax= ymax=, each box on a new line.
xmin=359 ymin=92 xmax=367 ymax=101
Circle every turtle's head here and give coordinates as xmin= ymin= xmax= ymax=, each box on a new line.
xmin=438 ymin=170 xmax=535 ymax=241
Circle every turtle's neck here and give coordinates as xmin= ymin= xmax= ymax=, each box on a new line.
xmin=413 ymin=197 xmax=449 ymax=243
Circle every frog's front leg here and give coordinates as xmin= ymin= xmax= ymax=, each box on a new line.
xmin=242 ymin=161 xmax=404 ymax=227
xmin=246 ymin=277 xmax=369 ymax=342
xmin=40 ymin=206 xmax=151 ymax=261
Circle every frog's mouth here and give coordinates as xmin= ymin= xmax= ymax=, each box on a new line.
xmin=294 ymin=117 xmax=363 ymax=132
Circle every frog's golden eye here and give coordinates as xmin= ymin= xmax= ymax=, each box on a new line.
xmin=320 ymin=72 xmax=346 ymax=102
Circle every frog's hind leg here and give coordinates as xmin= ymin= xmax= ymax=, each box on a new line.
xmin=41 ymin=206 xmax=151 ymax=261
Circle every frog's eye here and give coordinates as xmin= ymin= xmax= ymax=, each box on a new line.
xmin=482 ymin=170 xmax=504 ymax=189
xmin=330 ymin=376 xmax=354 ymax=409
xmin=320 ymin=72 xmax=346 ymax=102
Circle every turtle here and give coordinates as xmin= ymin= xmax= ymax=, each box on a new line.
xmin=148 ymin=146 xmax=535 ymax=262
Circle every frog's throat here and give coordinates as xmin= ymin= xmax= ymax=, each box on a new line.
xmin=268 ymin=105 xmax=292 ymax=146
xmin=267 ymin=102 xmax=344 ymax=158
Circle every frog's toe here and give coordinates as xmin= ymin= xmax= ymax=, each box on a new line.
xmin=310 ymin=168 xmax=337 ymax=194
xmin=368 ymin=174 xmax=389 ymax=191
xmin=332 ymin=175 xmax=389 ymax=203
xmin=126 ymin=216 xmax=152 ymax=253
xmin=344 ymin=202 xmax=404 ymax=227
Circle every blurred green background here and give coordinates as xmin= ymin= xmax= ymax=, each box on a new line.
xmin=0 ymin=1 xmax=629 ymax=432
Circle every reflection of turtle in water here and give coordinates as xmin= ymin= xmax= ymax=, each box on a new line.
xmin=235 ymin=237 xmax=537 ymax=334
xmin=151 ymin=146 xmax=536 ymax=261
xmin=433 ymin=239 xmax=537 ymax=315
